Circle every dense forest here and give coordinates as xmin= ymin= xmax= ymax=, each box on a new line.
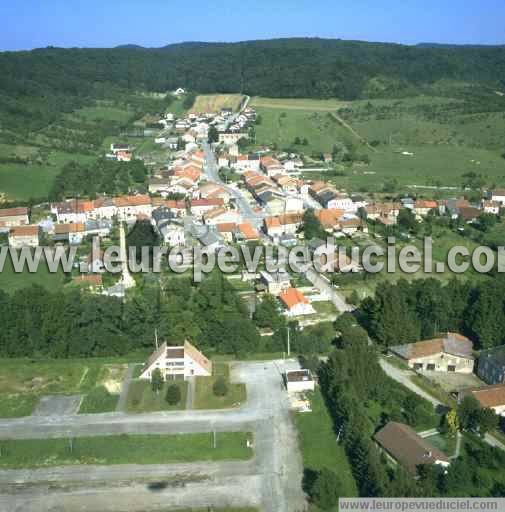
xmin=1 ymin=38 xmax=505 ymax=134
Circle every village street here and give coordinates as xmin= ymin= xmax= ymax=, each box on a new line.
xmin=0 ymin=361 xmax=306 ymax=512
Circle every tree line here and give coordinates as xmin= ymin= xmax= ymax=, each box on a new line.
xmin=359 ymin=277 xmax=505 ymax=350
xmin=1 ymin=39 xmax=505 ymax=137
xmin=50 ymin=158 xmax=148 ymax=200
xmin=314 ymin=313 xmax=505 ymax=503
xmin=0 ymin=272 xmax=262 ymax=359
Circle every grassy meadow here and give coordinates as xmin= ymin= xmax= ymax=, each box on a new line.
xmin=0 ymin=432 xmax=253 ymax=468
xmin=0 ymin=358 xmax=134 ymax=417
xmin=0 ymin=147 xmax=95 ymax=201
xmin=250 ymin=94 xmax=505 ymax=193
xmin=295 ymin=389 xmax=357 ymax=509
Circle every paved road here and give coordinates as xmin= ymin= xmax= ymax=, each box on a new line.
xmin=203 ymin=142 xmax=264 ymax=228
xmin=0 ymin=361 xmax=306 ymax=512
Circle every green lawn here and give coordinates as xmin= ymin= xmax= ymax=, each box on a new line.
xmin=125 ymin=380 xmax=188 ymax=413
xmin=0 ymin=251 xmax=66 ymax=293
xmin=194 ymin=363 xmax=246 ymax=410
xmin=0 ymin=432 xmax=253 ymax=469
xmin=294 ymin=389 xmax=357 ymax=510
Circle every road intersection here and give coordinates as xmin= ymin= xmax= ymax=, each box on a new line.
xmin=0 ymin=361 xmax=306 ymax=512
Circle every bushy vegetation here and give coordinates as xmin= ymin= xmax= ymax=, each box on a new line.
xmin=51 ymin=158 xmax=148 ymax=199
xmin=0 ymin=272 xmax=262 ymax=359
xmin=360 ymin=276 xmax=505 ymax=349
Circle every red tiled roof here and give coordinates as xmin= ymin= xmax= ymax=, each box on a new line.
xmin=0 ymin=207 xmax=29 ymax=218
xmin=279 ymin=288 xmax=310 ymax=309
xmin=9 ymin=225 xmax=39 ymax=237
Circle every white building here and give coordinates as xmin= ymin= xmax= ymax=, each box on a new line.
xmin=285 ymin=369 xmax=315 ymax=394
xmin=139 ymin=341 xmax=212 ymax=380
xmin=8 ymin=225 xmax=40 ymax=248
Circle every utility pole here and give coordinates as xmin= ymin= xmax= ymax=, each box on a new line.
xmin=155 ymin=328 xmax=159 ymax=350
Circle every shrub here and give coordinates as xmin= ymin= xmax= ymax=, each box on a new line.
xmin=213 ymin=376 xmax=228 ymax=397
xmin=165 ymin=384 xmax=182 ymax=405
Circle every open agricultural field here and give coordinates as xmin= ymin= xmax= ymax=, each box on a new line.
xmin=0 ymin=163 xmax=60 ymax=201
xmin=190 ymin=94 xmax=244 ymax=113
xmin=251 ymin=97 xmax=348 ymax=111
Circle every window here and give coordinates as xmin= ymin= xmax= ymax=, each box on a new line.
xmin=427 ymin=364 xmax=436 ymax=371
xmin=448 ymin=365 xmax=456 ymax=372
xmin=413 ymin=363 xmax=423 ymax=370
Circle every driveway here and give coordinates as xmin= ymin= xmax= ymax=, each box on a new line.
xmin=379 ymin=357 xmax=443 ymax=408
xmin=0 ymin=360 xmax=306 ymax=512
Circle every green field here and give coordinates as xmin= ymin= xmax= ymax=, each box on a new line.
xmin=295 ymin=389 xmax=357 ymax=509
xmin=251 ymin=95 xmax=505 ymax=192
xmin=0 ymin=148 xmax=95 ymax=201
xmin=0 ymin=358 xmax=132 ymax=417
xmin=125 ymin=380 xmax=188 ymax=413
xmin=251 ymin=97 xmax=348 ymax=111
xmin=194 ymin=362 xmax=247 ymax=410
xmin=0 ymin=251 xmax=66 ymax=294
xmin=253 ymin=107 xmax=364 ymax=154
xmin=0 ymin=432 xmax=252 ymax=469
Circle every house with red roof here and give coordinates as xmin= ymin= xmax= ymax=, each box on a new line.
xmin=279 ymin=288 xmax=316 ymax=317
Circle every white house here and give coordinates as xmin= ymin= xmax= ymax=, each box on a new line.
xmin=490 ymin=189 xmax=505 ymax=205
xmin=327 ymin=194 xmax=355 ymax=212
xmin=114 ymin=195 xmax=152 ymax=221
xmin=285 ymin=369 xmax=315 ymax=394
xmin=8 ymin=225 xmax=40 ymax=248
xmin=159 ymin=221 xmax=185 ymax=246
xmin=139 ymin=341 xmax=212 ymax=380
xmin=203 ymin=207 xmax=241 ymax=226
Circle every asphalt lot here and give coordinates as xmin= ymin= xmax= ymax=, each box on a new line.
xmin=0 ymin=360 xmax=306 ymax=512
